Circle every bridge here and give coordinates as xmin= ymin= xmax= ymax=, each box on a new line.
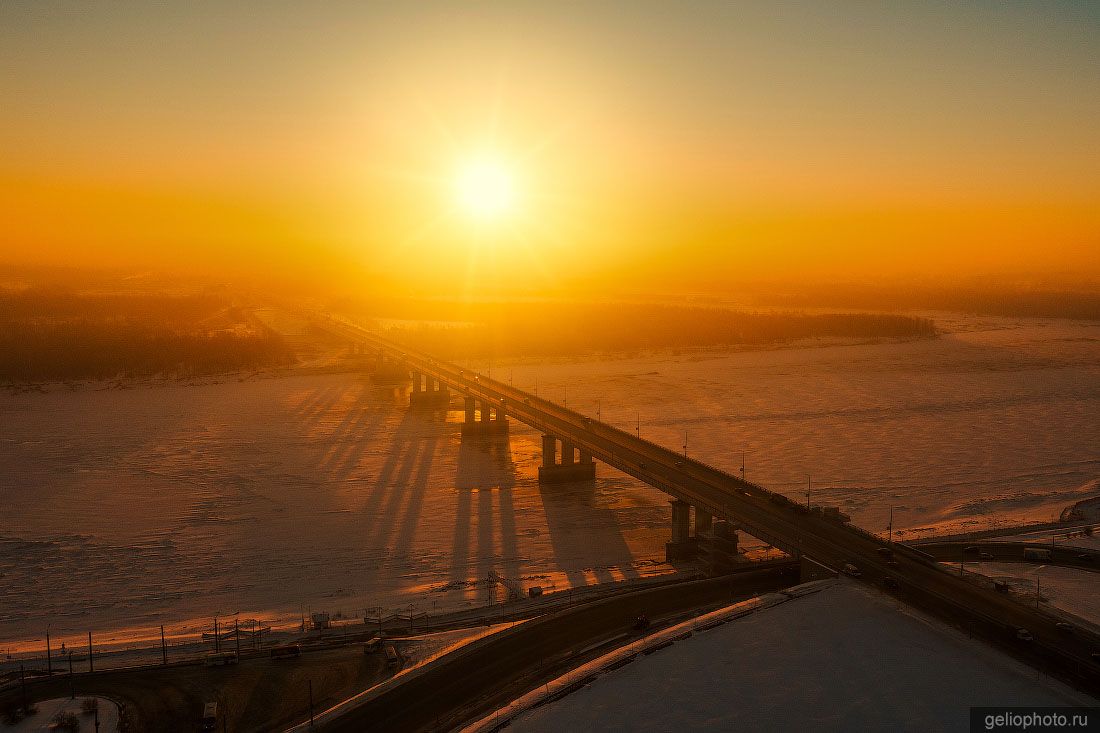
xmin=315 ymin=315 xmax=1100 ymax=695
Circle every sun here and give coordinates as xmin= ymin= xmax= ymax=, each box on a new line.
xmin=453 ymin=155 xmax=518 ymax=221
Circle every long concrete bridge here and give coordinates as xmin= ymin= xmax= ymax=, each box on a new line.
xmin=317 ymin=315 xmax=1100 ymax=694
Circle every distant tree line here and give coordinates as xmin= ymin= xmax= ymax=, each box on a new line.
xmin=759 ymin=285 xmax=1100 ymax=320
xmin=0 ymin=289 xmax=294 ymax=383
xmin=380 ymin=302 xmax=936 ymax=359
xmin=0 ymin=288 xmax=227 ymax=325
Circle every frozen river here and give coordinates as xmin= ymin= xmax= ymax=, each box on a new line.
xmin=1 ymin=312 xmax=1098 ymax=651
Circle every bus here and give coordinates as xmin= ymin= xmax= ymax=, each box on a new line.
xmin=203 ymin=651 xmax=238 ymax=667
xmin=270 ymin=644 xmax=301 ymax=660
xmin=1023 ymin=548 xmax=1052 ymax=562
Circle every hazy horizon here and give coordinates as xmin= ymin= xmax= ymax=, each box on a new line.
xmin=3 ymin=2 xmax=1099 ymax=299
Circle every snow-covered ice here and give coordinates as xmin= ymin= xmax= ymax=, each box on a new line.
xmin=2 ymin=313 xmax=1098 ymax=652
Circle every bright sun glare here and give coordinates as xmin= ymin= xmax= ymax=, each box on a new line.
xmin=454 ymin=156 xmax=517 ymax=221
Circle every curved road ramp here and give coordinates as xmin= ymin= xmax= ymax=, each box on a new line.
xmin=286 ymin=564 xmax=798 ymax=732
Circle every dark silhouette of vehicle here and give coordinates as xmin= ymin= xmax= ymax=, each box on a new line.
xmin=270 ymin=643 xmax=301 ymax=659
xmin=202 ymin=702 xmax=218 ymax=731
xmin=632 ymin=613 xmax=651 ymax=633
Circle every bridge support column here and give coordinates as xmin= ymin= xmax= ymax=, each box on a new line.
xmin=460 ymin=396 xmax=507 ymax=435
xmin=372 ymin=353 xmax=410 ymax=384
xmin=666 ymin=499 xmax=697 ymax=562
xmin=538 ymin=434 xmax=595 ymax=484
xmin=698 ymin=519 xmax=741 ymax=575
xmin=694 ymin=508 xmax=712 ymax=536
xmin=409 ymin=372 xmax=449 ymax=408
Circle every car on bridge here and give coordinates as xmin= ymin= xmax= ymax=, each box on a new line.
xmin=842 ymin=563 xmax=862 ymax=578
xmin=1016 ymin=628 xmax=1034 ymax=642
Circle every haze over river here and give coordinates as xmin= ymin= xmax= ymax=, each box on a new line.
xmin=2 ymin=312 xmax=1098 ymax=650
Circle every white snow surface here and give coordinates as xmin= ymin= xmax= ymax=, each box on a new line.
xmin=967 ymin=562 xmax=1100 ymax=630
xmin=5 ymin=697 xmax=119 ymax=733
xmin=509 ymin=582 xmax=1096 ymax=733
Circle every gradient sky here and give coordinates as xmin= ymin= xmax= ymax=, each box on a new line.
xmin=2 ymin=2 xmax=1098 ymax=295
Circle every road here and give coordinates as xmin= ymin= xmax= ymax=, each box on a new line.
xmin=317 ymin=564 xmax=798 ymax=732
xmin=316 ymin=316 xmax=1100 ymax=696
xmin=917 ymin=541 xmax=1100 ymax=571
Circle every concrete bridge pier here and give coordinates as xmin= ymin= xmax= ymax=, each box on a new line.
xmin=537 ymin=434 xmax=595 ymax=484
xmin=665 ymin=499 xmax=696 ymax=562
xmin=409 ymin=371 xmax=449 ymax=408
xmin=695 ymin=509 xmax=713 ymax=536
xmin=460 ymin=396 xmax=508 ymax=435
xmin=697 ymin=518 xmax=741 ymax=574
xmin=372 ymin=353 xmax=411 ymax=384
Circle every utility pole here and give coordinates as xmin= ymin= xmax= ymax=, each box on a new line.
xmin=683 ymin=430 xmax=688 ymax=457
xmin=68 ymin=652 xmax=74 ymax=699
xmin=309 ymin=679 xmax=315 ymax=727
xmin=87 ymin=631 xmax=93 ymax=673
xmin=161 ymin=625 xmax=167 ymax=665
xmin=806 ymin=476 xmax=811 ymax=509
xmin=636 ymin=412 xmax=640 ymax=438
xmin=888 ymin=507 xmax=894 ymax=545
xmin=741 ymin=451 xmax=746 ymax=480
xmin=46 ymin=626 xmax=51 ymax=675
xmin=596 ymin=399 xmax=601 ymax=421
xmin=235 ymin=618 xmax=241 ymax=658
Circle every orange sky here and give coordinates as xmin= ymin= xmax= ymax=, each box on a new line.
xmin=2 ymin=3 xmax=1098 ymax=296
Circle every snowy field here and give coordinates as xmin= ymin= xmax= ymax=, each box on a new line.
xmin=4 ymin=697 xmax=119 ymax=733
xmin=964 ymin=562 xmax=1100 ymax=630
xmin=1 ymin=313 xmax=1098 ymax=652
xmin=509 ymin=582 xmax=1097 ymax=733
